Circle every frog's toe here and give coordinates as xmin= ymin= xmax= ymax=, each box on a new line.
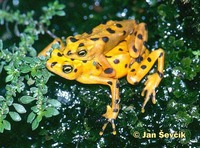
xmin=99 ymin=105 xmax=119 ymax=135
xmin=141 ymin=73 xmax=161 ymax=112
xmin=141 ymin=89 xmax=156 ymax=113
xmin=99 ymin=119 xmax=116 ymax=136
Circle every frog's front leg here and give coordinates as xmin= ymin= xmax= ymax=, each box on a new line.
xmin=78 ymin=75 xmax=120 ymax=135
xmin=38 ymin=38 xmax=65 ymax=57
xmin=96 ymin=54 xmax=116 ymax=78
xmin=127 ymin=48 xmax=164 ymax=112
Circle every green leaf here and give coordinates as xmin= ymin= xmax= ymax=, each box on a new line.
xmin=32 ymin=118 xmax=39 ymax=130
xmin=48 ymin=99 xmax=61 ymax=107
xmin=36 ymin=114 xmax=43 ymax=122
xmin=0 ymin=96 xmax=5 ymax=101
xmin=27 ymin=77 xmax=35 ymax=85
xmin=56 ymin=11 xmax=65 ymax=16
xmin=176 ymin=111 xmax=193 ymax=125
xmin=20 ymin=65 xmax=31 ymax=73
xmin=181 ymin=57 xmax=191 ymax=68
xmin=31 ymin=106 xmax=39 ymax=113
xmin=23 ymin=57 xmax=35 ymax=63
xmin=0 ymin=40 xmax=3 ymax=50
xmin=29 ymin=48 xmax=37 ymax=57
xmin=157 ymin=4 xmax=167 ymax=17
xmin=0 ymin=122 xmax=4 ymax=133
xmin=13 ymin=103 xmax=26 ymax=114
xmin=174 ymin=39 xmax=184 ymax=47
xmin=192 ymin=50 xmax=200 ymax=56
xmin=31 ymin=68 xmax=37 ymax=77
xmin=20 ymin=95 xmax=35 ymax=104
xmin=5 ymin=75 xmax=13 ymax=82
xmin=173 ymin=89 xmax=182 ymax=98
xmin=45 ymin=107 xmax=59 ymax=117
xmin=43 ymin=111 xmax=52 ymax=118
xmin=3 ymin=120 xmax=11 ymax=130
xmin=27 ymin=112 xmax=36 ymax=123
xmin=58 ymin=5 xmax=65 ymax=10
xmin=9 ymin=111 xmax=21 ymax=121
xmin=41 ymin=85 xmax=48 ymax=94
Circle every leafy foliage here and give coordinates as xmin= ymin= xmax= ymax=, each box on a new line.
xmin=0 ymin=0 xmax=199 ymax=147
xmin=0 ymin=1 xmax=64 ymax=133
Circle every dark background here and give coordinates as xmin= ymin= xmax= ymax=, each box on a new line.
xmin=0 ymin=0 xmax=199 ymax=147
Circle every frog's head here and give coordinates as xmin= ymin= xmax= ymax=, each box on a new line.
xmin=63 ymin=36 xmax=96 ymax=61
xmin=46 ymin=49 xmax=83 ymax=80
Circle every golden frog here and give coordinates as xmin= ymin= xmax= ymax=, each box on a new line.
xmin=39 ymin=20 xmax=148 ymax=78
xmin=39 ymin=39 xmax=164 ymax=135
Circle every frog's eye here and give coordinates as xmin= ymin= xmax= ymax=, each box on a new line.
xmin=62 ymin=65 xmax=73 ymax=73
xmin=78 ymin=50 xmax=87 ymax=57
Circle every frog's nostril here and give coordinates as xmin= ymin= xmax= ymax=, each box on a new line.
xmin=51 ymin=62 xmax=57 ymax=68
xmin=67 ymin=50 xmax=72 ymax=55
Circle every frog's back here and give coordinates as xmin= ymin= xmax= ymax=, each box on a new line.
xmin=81 ymin=20 xmax=137 ymax=53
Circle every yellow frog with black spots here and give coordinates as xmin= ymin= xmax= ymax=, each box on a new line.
xmin=39 ymin=38 xmax=164 ymax=135
xmin=39 ymin=20 xmax=148 ymax=78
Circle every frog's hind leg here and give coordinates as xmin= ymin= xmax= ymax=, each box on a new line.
xmin=78 ymin=75 xmax=120 ymax=135
xmin=127 ymin=48 xmax=164 ymax=113
xmin=135 ymin=23 xmax=148 ymax=56
xmin=99 ymin=80 xmax=120 ymax=135
xmin=96 ymin=79 xmax=120 ymax=135
xmin=127 ymin=22 xmax=148 ymax=58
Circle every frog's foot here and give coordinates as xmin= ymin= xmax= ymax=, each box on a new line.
xmin=99 ymin=105 xmax=119 ymax=135
xmin=141 ymin=73 xmax=162 ymax=113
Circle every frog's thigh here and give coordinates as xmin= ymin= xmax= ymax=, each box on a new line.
xmin=127 ymin=48 xmax=164 ymax=84
xmin=38 ymin=38 xmax=64 ymax=57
